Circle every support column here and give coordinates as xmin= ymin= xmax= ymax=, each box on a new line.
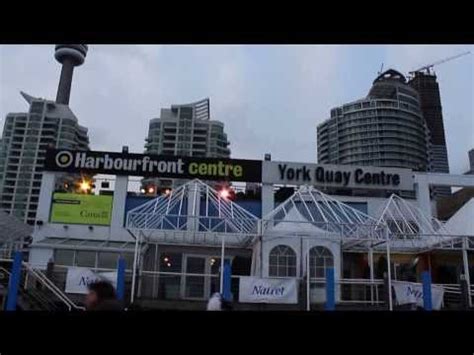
xmin=386 ymin=229 xmax=393 ymax=311
xmin=422 ymin=271 xmax=433 ymax=311
xmin=261 ymin=183 xmax=274 ymax=218
xmin=462 ymin=237 xmax=472 ymax=307
xmin=222 ymin=260 xmax=232 ymax=301
xmin=6 ymin=251 xmax=23 ymax=311
xmin=415 ymin=176 xmax=431 ymax=217
xmin=325 ymin=267 xmax=335 ymax=311
xmin=306 ymin=245 xmax=311 ymax=311
xmin=131 ymin=232 xmax=140 ymax=303
xmin=219 ymin=236 xmax=225 ymax=294
xmin=187 ymin=181 xmax=200 ymax=232
xmin=35 ymin=171 xmax=56 ymax=231
xmin=111 ymin=175 xmax=129 ymax=234
xmin=368 ymin=246 xmax=375 ymax=304
xmin=116 ymin=258 xmax=126 ymax=301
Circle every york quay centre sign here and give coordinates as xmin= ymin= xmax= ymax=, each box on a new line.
xmin=262 ymin=161 xmax=414 ymax=191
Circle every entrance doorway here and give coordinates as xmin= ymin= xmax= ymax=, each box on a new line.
xmin=182 ymin=254 xmax=230 ymax=300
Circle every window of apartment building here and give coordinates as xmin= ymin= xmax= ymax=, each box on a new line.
xmin=12 ymin=210 xmax=26 ymax=219
xmin=179 ymin=107 xmax=193 ymax=120
xmin=22 ymin=151 xmax=36 ymax=157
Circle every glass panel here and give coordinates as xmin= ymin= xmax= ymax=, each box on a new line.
xmin=75 ymin=251 xmax=96 ymax=268
xmin=185 ymin=276 xmax=205 ymax=298
xmin=186 ymin=257 xmax=205 ymax=274
xmin=159 ymin=252 xmax=182 ymax=273
xmin=185 ymin=257 xmax=206 ymax=299
xmin=158 ymin=275 xmax=181 ymax=300
xmin=54 ymin=249 xmax=75 ymax=266
xmin=98 ymin=252 xmax=118 ymax=269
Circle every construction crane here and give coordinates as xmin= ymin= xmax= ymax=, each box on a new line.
xmin=409 ymin=51 xmax=471 ymax=75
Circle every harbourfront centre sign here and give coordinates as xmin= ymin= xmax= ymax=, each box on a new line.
xmin=45 ymin=149 xmax=262 ymax=183
xmin=44 ymin=149 xmax=414 ymax=191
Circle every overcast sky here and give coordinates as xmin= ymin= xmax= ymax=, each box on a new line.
xmin=1 ymin=45 xmax=473 ymax=173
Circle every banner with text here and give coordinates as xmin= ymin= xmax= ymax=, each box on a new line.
xmin=239 ymin=276 xmax=298 ymax=304
xmin=65 ymin=267 xmax=117 ymax=295
xmin=392 ymin=280 xmax=444 ymax=310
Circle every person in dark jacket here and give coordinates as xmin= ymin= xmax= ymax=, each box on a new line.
xmin=85 ymin=280 xmax=123 ymax=311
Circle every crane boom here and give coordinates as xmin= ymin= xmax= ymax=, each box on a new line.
xmin=409 ymin=51 xmax=471 ymax=74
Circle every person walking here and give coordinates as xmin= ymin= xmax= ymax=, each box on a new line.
xmin=84 ymin=280 xmax=123 ymax=311
xmin=206 ymin=292 xmax=223 ymax=311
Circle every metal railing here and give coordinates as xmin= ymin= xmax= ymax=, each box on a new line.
xmin=21 ymin=262 xmax=85 ymax=311
xmin=134 ymin=270 xmax=472 ymax=310
xmin=0 ymin=258 xmax=84 ymax=311
xmin=307 ymin=278 xmax=385 ymax=307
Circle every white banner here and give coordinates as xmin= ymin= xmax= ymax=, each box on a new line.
xmin=239 ymin=277 xmax=298 ymax=304
xmin=392 ymin=281 xmax=444 ymax=310
xmin=65 ymin=267 xmax=117 ymax=295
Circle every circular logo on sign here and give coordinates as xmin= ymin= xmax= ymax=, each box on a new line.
xmin=55 ymin=151 xmax=73 ymax=168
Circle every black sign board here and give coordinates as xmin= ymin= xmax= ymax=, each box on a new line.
xmin=44 ymin=149 xmax=262 ymax=183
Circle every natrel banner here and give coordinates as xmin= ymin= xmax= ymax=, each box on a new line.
xmin=45 ymin=149 xmax=262 ymax=183
xmin=65 ymin=267 xmax=117 ymax=295
xmin=239 ymin=276 xmax=298 ymax=304
xmin=392 ymin=281 xmax=444 ymax=310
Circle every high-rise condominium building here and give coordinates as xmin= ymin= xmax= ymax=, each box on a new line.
xmin=0 ymin=45 xmax=90 ymax=225
xmin=143 ymin=98 xmax=231 ymax=189
xmin=468 ymin=149 xmax=474 ymax=174
xmin=317 ymin=69 xmax=430 ymax=172
xmin=408 ymin=71 xmax=451 ymax=197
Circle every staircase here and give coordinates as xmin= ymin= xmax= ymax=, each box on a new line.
xmin=0 ymin=260 xmax=84 ymax=311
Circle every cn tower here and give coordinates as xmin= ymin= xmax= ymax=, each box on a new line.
xmin=54 ymin=45 xmax=88 ymax=105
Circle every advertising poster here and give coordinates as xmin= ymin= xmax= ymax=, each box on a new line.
xmin=50 ymin=193 xmax=113 ymax=226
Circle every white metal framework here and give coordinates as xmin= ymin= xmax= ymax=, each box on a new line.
xmin=262 ymin=185 xmax=385 ymax=248
xmin=126 ymin=179 xmax=260 ymax=248
xmin=372 ymin=194 xmax=468 ymax=252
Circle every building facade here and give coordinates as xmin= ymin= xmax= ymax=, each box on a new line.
xmin=0 ymin=94 xmax=89 ymax=224
xmin=468 ymin=148 xmax=474 ymax=174
xmin=408 ymin=71 xmax=451 ymax=197
xmin=143 ymin=98 xmax=231 ymax=189
xmin=0 ymin=45 xmax=90 ymax=225
xmin=27 ymin=149 xmax=474 ymax=310
xmin=317 ymin=69 xmax=430 ymax=172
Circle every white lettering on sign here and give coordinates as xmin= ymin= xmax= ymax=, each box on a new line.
xmin=74 ymin=152 xmax=186 ymax=175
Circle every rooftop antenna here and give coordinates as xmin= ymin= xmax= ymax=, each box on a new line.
xmin=378 ymin=62 xmax=384 ymax=75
